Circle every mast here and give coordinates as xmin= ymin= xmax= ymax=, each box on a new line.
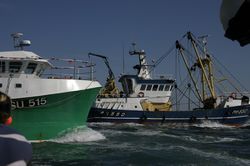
xmin=187 ymin=32 xmax=216 ymax=101
xmin=176 ymin=32 xmax=218 ymax=109
xmin=175 ymin=40 xmax=203 ymax=102
xmin=129 ymin=43 xmax=151 ymax=79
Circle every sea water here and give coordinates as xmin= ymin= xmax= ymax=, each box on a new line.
xmin=32 ymin=121 xmax=250 ymax=166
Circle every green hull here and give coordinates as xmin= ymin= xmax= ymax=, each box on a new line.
xmin=10 ymin=87 xmax=100 ymax=141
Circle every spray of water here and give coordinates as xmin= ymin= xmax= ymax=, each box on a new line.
xmin=50 ymin=126 xmax=106 ymax=143
xmin=192 ymin=120 xmax=235 ymax=129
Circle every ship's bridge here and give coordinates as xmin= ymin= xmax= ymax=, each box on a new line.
xmin=119 ymin=74 xmax=175 ymax=98
xmin=0 ymin=51 xmax=52 ymax=78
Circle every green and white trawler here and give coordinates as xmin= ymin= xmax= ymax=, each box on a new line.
xmin=0 ymin=33 xmax=101 ymax=141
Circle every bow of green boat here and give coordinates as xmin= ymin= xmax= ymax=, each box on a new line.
xmin=0 ymin=33 xmax=102 ymax=140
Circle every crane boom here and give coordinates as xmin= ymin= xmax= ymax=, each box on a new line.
xmin=88 ymin=52 xmax=115 ymax=80
xmin=88 ymin=52 xmax=119 ymax=97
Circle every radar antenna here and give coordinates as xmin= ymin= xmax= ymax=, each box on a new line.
xmin=11 ymin=33 xmax=31 ymax=50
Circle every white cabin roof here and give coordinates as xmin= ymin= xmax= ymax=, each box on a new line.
xmin=0 ymin=50 xmax=52 ymax=67
xmin=0 ymin=51 xmax=41 ymax=59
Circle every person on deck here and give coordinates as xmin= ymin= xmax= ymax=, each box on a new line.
xmin=0 ymin=92 xmax=32 ymax=166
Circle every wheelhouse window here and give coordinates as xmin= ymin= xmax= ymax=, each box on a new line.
xmin=140 ymin=84 xmax=146 ymax=91
xmin=169 ymin=85 xmax=173 ymax=91
xmin=146 ymin=85 xmax=152 ymax=91
xmin=9 ymin=61 xmax=22 ymax=73
xmin=0 ymin=61 xmax=5 ymax=73
xmin=164 ymin=85 xmax=170 ymax=91
xmin=25 ymin=63 xmax=37 ymax=74
xmin=36 ymin=68 xmax=44 ymax=76
xmin=152 ymin=85 xmax=158 ymax=91
xmin=159 ymin=85 xmax=164 ymax=91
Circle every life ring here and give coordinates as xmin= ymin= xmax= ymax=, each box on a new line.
xmin=138 ymin=92 xmax=144 ymax=97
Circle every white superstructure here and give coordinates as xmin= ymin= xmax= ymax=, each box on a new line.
xmin=93 ymin=45 xmax=175 ymax=111
xmin=0 ymin=51 xmax=101 ymax=99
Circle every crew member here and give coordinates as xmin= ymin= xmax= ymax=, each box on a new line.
xmin=0 ymin=91 xmax=32 ymax=166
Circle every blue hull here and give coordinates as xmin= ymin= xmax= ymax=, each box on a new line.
xmin=88 ymin=105 xmax=250 ymax=126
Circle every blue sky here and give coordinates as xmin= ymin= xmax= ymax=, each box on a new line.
xmin=0 ymin=0 xmax=249 ymax=88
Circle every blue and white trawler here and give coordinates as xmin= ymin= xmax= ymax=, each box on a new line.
xmin=88 ymin=33 xmax=249 ymax=126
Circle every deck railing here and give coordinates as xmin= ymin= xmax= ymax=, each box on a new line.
xmin=42 ymin=58 xmax=96 ymax=80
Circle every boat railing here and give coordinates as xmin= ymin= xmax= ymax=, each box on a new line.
xmin=41 ymin=58 xmax=96 ymax=80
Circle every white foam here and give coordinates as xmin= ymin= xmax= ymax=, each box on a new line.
xmin=193 ymin=120 xmax=234 ymax=129
xmin=134 ymin=130 xmax=163 ymax=136
xmin=188 ymin=135 xmax=243 ymax=143
xmin=213 ymin=137 xmax=242 ymax=143
xmin=88 ymin=122 xmax=144 ymax=129
xmin=181 ymin=135 xmax=199 ymax=142
xmin=173 ymin=145 xmax=250 ymax=165
xmin=50 ymin=126 xmax=106 ymax=143
xmin=87 ymin=122 xmax=114 ymax=127
xmin=241 ymin=120 xmax=250 ymax=128
xmin=122 ymin=123 xmax=145 ymax=127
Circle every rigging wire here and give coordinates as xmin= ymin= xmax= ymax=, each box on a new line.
xmin=177 ymin=50 xmax=183 ymax=83
xmin=213 ymin=63 xmax=232 ymax=93
xmin=212 ymin=55 xmax=247 ymax=93
xmin=189 ymin=32 xmax=248 ymax=93
xmin=175 ymin=86 xmax=189 ymax=106
xmin=172 ymin=85 xmax=200 ymax=109
xmin=148 ymin=34 xmax=188 ymax=75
